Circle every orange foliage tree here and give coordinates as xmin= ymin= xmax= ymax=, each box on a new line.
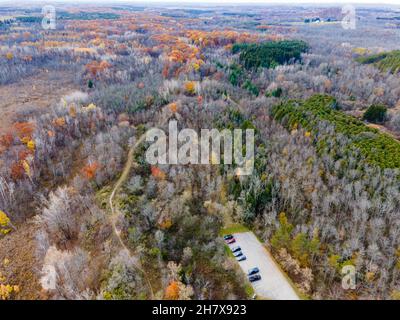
xmin=168 ymin=102 xmax=178 ymax=113
xmin=85 ymin=60 xmax=111 ymax=77
xmin=184 ymin=82 xmax=196 ymax=96
xmin=0 ymin=133 xmax=14 ymax=149
xmin=13 ymin=122 xmax=34 ymax=140
xmin=53 ymin=117 xmax=66 ymax=127
xmin=81 ymin=162 xmax=99 ymax=180
xmin=10 ymin=162 xmax=25 ymax=181
xmin=151 ymin=166 xmax=166 ymax=180
xmin=164 ymin=281 xmax=180 ymax=300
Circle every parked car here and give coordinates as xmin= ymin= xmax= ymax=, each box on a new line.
xmin=247 ymin=267 xmax=259 ymax=276
xmin=226 ymin=238 xmax=236 ymax=244
xmin=224 ymin=234 xmax=233 ymax=240
xmin=248 ymin=274 xmax=261 ymax=282
xmin=236 ymin=255 xmax=246 ymax=262
xmin=231 ymin=246 xmax=241 ymax=252
xmin=233 ymin=251 xmax=243 ymax=257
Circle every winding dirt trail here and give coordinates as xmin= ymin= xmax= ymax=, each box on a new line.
xmin=108 ymin=114 xmax=169 ymax=300
xmin=108 ymin=131 xmax=153 ymax=299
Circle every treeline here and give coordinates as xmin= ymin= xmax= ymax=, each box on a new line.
xmin=15 ymin=16 xmax=41 ymax=23
xmin=15 ymin=12 xmax=120 ymax=24
xmin=58 ymin=11 xmax=121 ymax=21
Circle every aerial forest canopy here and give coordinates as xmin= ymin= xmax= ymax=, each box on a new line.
xmin=2 ymin=3 xmax=400 ymax=302
xmin=356 ymin=50 xmax=400 ymax=74
xmin=271 ymin=95 xmax=400 ymax=169
xmin=232 ymin=40 xmax=309 ymax=69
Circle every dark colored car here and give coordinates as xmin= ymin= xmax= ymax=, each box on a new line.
xmin=231 ymin=246 xmax=241 ymax=253
xmin=248 ymin=267 xmax=259 ymax=276
xmin=233 ymin=251 xmax=243 ymax=257
xmin=249 ymin=274 xmax=261 ymax=282
xmin=237 ymin=255 xmax=246 ymax=262
xmin=226 ymin=238 xmax=236 ymax=244
xmin=224 ymin=234 xmax=233 ymax=240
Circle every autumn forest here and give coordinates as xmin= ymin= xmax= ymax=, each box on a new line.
xmin=1 ymin=2 xmax=400 ymax=301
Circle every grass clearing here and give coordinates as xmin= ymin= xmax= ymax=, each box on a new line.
xmin=220 ymin=223 xmax=250 ymax=236
xmin=244 ymin=283 xmax=255 ymax=297
xmin=223 ymin=244 xmax=234 ymax=258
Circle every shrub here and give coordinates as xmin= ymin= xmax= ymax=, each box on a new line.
xmin=363 ymin=104 xmax=388 ymax=123
xmin=266 ymin=87 xmax=283 ymax=98
xmin=0 ymin=210 xmax=12 ymax=235
xmin=0 ymin=284 xmax=20 ymax=300
xmin=164 ymin=281 xmax=180 ymax=300
xmin=271 ymin=212 xmax=293 ymax=249
xmin=243 ymin=80 xmax=259 ymax=96
xmin=228 ymin=64 xmax=243 ymax=86
xmin=184 ymin=81 xmax=196 ymax=96
xmin=38 ymin=187 xmax=83 ymax=248
xmin=101 ymin=251 xmax=148 ymax=300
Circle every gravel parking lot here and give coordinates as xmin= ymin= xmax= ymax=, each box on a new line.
xmin=229 ymin=232 xmax=299 ymax=300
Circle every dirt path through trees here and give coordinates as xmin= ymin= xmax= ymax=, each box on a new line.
xmin=108 ymin=131 xmax=154 ymax=299
xmin=108 ymin=115 xmax=169 ymax=299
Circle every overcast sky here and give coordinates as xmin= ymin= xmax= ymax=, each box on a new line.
xmin=0 ymin=0 xmax=399 ymax=5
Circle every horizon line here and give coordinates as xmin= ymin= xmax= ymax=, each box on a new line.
xmin=0 ymin=0 xmax=400 ymax=6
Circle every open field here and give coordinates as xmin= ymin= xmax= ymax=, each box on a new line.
xmin=0 ymin=70 xmax=77 ymax=134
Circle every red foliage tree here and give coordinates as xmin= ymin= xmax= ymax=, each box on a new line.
xmin=10 ymin=162 xmax=25 ymax=181
xmin=81 ymin=162 xmax=100 ymax=180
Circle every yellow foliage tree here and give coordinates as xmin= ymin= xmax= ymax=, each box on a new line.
xmin=0 ymin=284 xmax=19 ymax=300
xmin=159 ymin=218 xmax=173 ymax=230
xmin=0 ymin=210 xmax=11 ymax=235
xmin=69 ymin=105 xmax=77 ymax=118
xmin=26 ymin=140 xmax=35 ymax=152
xmin=184 ymin=81 xmax=196 ymax=96
xmin=395 ymin=248 xmax=400 ymax=270
xmin=22 ymin=160 xmax=32 ymax=179
xmin=391 ymin=290 xmax=400 ymax=300
xmin=192 ymin=62 xmax=200 ymax=72
xmin=83 ymin=103 xmax=97 ymax=112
